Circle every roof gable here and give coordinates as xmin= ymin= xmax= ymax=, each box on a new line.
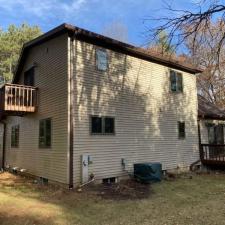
xmin=13 ymin=23 xmax=202 ymax=83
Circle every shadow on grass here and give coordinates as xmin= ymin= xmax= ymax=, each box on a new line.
xmin=2 ymin=172 xmax=225 ymax=225
xmin=0 ymin=212 xmax=56 ymax=225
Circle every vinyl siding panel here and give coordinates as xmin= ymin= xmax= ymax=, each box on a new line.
xmin=4 ymin=34 xmax=69 ymax=184
xmin=72 ymin=40 xmax=199 ymax=185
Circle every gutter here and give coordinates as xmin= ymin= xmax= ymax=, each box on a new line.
xmin=197 ymin=119 xmax=203 ymax=164
xmin=198 ymin=114 xmax=225 ymax=121
xmin=0 ymin=121 xmax=6 ymax=170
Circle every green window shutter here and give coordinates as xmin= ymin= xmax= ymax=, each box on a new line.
xmin=11 ymin=126 xmax=15 ymax=147
xmin=177 ymin=73 xmax=183 ymax=92
xmin=15 ymin=125 xmax=19 ymax=147
xmin=45 ymin=119 xmax=52 ymax=147
xmin=170 ymin=70 xmax=177 ymax=91
xmin=39 ymin=120 xmax=45 ymax=147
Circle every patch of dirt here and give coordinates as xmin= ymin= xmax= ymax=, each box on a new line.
xmin=0 ymin=172 xmax=152 ymax=201
xmin=0 ymin=172 xmax=32 ymax=187
xmin=83 ymin=179 xmax=151 ymax=200
xmin=0 ymin=209 xmax=56 ymax=225
xmin=163 ymin=172 xmax=194 ymax=181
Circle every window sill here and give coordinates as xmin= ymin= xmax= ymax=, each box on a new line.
xmin=170 ymin=90 xmax=183 ymax=94
xmin=91 ymin=133 xmax=115 ymax=136
xmin=39 ymin=146 xmax=52 ymax=149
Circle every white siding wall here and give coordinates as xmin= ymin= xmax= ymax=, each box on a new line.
xmin=4 ymin=34 xmax=69 ymax=184
xmin=72 ymin=40 xmax=199 ymax=185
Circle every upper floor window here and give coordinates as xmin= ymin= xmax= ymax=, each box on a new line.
xmin=11 ymin=125 xmax=19 ymax=148
xmin=39 ymin=118 xmax=52 ymax=148
xmin=170 ymin=70 xmax=183 ymax=92
xmin=178 ymin=121 xmax=185 ymax=139
xmin=24 ymin=67 xmax=35 ymax=86
xmin=96 ymin=49 xmax=108 ymax=71
xmin=91 ymin=116 xmax=115 ymax=135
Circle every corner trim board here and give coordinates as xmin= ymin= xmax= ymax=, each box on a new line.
xmin=68 ymin=36 xmax=74 ymax=188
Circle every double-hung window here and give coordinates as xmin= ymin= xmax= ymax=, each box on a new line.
xmin=170 ymin=70 xmax=183 ymax=92
xmin=39 ymin=118 xmax=52 ymax=148
xmin=11 ymin=125 xmax=19 ymax=148
xmin=96 ymin=49 xmax=108 ymax=71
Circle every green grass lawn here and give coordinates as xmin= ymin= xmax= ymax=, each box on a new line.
xmin=1 ymin=172 xmax=225 ymax=225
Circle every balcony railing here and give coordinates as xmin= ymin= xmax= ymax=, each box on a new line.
xmin=0 ymin=84 xmax=38 ymax=113
xmin=200 ymin=144 xmax=225 ymax=165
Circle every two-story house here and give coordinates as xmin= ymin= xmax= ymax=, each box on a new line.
xmin=0 ymin=24 xmax=201 ymax=187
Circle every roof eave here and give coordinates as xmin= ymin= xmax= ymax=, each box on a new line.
xmin=198 ymin=114 xmax=225 ymax=121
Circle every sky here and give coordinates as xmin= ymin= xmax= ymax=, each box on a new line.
xmin=0 ymin=0 xmax=202 ymax=47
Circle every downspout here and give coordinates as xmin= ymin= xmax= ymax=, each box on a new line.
xmin=68 ymin=35 xmax=75 ymax=189
xmin=197 ymin=119 xmax=202 ymax=152
xmin=0 ymin=121 xmax=6 ymax=170
xmin=198 ymin=119 xmax=203 ymax=164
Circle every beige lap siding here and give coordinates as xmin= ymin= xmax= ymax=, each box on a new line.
xmin=72 ymin=39 xmax=199 ymax=185
xmin=4 ymin=34 xmax=69 ymax=184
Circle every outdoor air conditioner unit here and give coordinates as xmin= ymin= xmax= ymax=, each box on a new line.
xmin=134 ymin=162 xmax=162 ymax=183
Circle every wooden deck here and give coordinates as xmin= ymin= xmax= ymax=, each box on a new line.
xmin=200 ymin=144 xmax=225 ymax=166
xmin=0 ymin=84 xmax=38 ymax=116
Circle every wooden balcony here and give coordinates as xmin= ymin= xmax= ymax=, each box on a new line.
xmin=0 ymin=84 xmax=38 ymax=117
xmin=200 ymin=144 xmax=225 ymax=166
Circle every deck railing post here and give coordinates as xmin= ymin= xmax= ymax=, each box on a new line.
xmin=2 ymin=84 xmax=37 ymax=113
xmin=200 ymin=144 xmax=225 ymax=165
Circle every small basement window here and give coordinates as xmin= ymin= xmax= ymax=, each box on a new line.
xmin=39 ymin=118 xmax=52 ymax=148
xmin=178 ymin=121 xmax=185 ymax=139
xmin=91 ymin=116 xmax=115 ymax=135
xmin=96 ymin=49 xmax=108 ymax=71
xmin=11 ymin=125 xmax=19 ymax=148
xmin=170 ymin=70 xmax=183 ymax=92
xmin=102 ymin=177 xmax=117 ymax=184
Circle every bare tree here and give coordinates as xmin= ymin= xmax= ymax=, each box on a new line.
xmin=102 ymin=21 xmax=128 ymax=43
xmin=146 ymin=1 xmax=225 ymax=59
xmin=146 ymin=1 xmax=225 ymax=107
xmin=184 ymin=20 xmax=225 ymax=106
